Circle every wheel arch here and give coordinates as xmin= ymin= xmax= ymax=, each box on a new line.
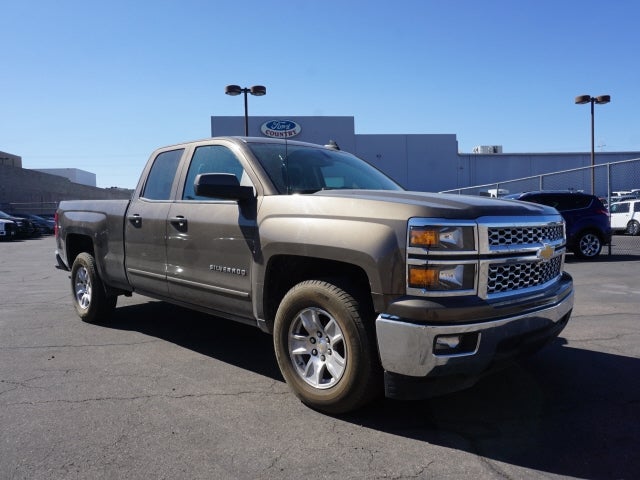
xmin=258 ymin=255 xmax=375 ymax=334
xmin=64 ymin=234 xmax=126 ymax=297
xmin=65 ymin=233 xmax=96 ymax=267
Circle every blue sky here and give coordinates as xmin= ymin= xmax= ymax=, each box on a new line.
xmin=2 ymin=0 xmax=639 ymax=188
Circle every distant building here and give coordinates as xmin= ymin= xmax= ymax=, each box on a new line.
xmin=33 ymin=168 xmax=96 ymax=187
xmin=0 ymin=150 xmax=131 ymax=215
xmin=0 ymin=151 xmax=22 ymax=168
xmin=212 ymin=115 xmax=640 ymax=194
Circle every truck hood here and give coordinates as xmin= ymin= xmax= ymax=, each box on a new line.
xmin=311 ymin=189 xmax=557 ymax=219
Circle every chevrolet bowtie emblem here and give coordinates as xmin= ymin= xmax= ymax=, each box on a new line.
xmin=537 ymin=243 xmax=555 ymax=261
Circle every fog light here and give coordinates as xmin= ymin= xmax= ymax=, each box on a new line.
xmin=435 ymin=335 xmax=461 ymax=351
xmin=433 ymin=332 xmax=480 ymax=356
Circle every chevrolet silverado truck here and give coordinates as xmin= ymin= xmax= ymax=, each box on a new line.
xmin=55 ymin=137 xmax=574 ymax=413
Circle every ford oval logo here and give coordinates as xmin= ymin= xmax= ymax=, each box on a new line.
xmin=261 ymin=120 xmax=301 ymax=138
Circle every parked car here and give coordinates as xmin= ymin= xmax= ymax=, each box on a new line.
xmin=504 ymin=191 xmax=611 ymax=259
xmin=612 ymin=190 xmax=632 ymax=198
xmin=0 ymin=219 xmax=17 ymax=241
xmin=610 ymin=194 xmax=640 ymax=204
xmin=609 ymin=199 xmax=640 ymax=236
xmin=12 ymin=213 xmax=55 ymax=234
xmin=0 ymin=210 xmax=37 ymax=238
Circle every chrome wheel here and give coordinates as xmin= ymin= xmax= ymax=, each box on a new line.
xmin=70 ymin=252 xmax=117 ymax=323
xmin=74 ymin=266 xmax=92 ymax=310
xmin=274 ymin=279 xmax=380 ymax=413
xmin=626 ymin=220 xmax=640 ymax=236
xmin=288 ymin=307 xmax=347 ymax=389
xmin=577 ymin=232 xmax=602 ymax=258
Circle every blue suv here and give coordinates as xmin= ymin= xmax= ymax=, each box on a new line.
xmin=505 ymin=191 xmax=611 ymax=259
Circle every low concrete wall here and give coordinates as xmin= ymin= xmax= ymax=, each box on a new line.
xmin=0 ymin=165 xmax=132 ymax=215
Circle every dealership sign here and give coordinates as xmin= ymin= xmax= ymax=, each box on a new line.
xmin=261 ymin=120 xmax=301 ymax=138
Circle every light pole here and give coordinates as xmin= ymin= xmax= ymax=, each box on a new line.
xmin=225 ymin=85 xmax=266 ymax=136
xmin=574 ymin=94 xmax=610 ymax=194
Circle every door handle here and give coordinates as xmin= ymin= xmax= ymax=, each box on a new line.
xmin=170 ymin=216 xmax=188 ymax=232
xmin=128 ymin=214 xmax=142 ymax=228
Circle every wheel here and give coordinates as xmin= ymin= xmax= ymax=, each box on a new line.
xmin=70 ymin=252 xmax=117 ymax=323
xmin=573 ymin=231 xmax=602 ymax=259
xmin=273 ymin=279 xmax=380 ymax=414
xmin=626 ymin=220 xmax=640 ymax=236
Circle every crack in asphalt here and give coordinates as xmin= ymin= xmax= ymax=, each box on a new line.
xmin=5 ymin=389 xmax=290 ymax=407
xmin=0 ymin=339 xmax=161 ymax=350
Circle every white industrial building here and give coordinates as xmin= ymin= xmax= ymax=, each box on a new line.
xmin=33 ymin=168 xmax=96 ymax=187
xmin=211 ymin=115 xmax=640 ymax=194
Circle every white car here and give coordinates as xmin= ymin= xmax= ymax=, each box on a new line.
xmin=0 ymin=219 xmax=16 ymax=240
xmin=609 ymin=199 xmax=640 ymax=235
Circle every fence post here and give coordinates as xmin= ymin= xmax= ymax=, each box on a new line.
xmin=607 ymin=163 xmax=612 ymax=255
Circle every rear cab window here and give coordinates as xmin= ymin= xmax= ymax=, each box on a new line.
xmin=141 ymin=149 xmax=184 ymax=200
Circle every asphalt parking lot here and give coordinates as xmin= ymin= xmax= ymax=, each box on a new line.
xmin=1 ymin=236 xmax=639 ymax=479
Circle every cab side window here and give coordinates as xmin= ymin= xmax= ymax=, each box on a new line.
xmin=141 ymin=149 xmax=184 ymax=200
xmin=183 ymin=145 xmax=247 ymax=200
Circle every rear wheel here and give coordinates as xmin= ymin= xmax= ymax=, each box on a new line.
xmin=70 ymin=252 xmax=117 ymax=323
xmin=273 ymin=279 xmax=380 ymax=414
xmin=574 ymin=231 xmax=602 ymax=258
xmin=626 ymin=220 xmax=640 ymax=236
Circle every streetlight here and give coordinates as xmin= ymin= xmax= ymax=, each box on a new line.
xmin=574 ymin=94 xmax=610 ymax=194
xmin=225 ymin=85 xmax=266 ymax=136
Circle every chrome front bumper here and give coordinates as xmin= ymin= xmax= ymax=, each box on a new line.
xmin=375 ymin=286 xmax=574 ymax=379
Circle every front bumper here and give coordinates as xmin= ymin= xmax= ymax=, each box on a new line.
xmin=375 ymin=274 xmax=574 ymax=399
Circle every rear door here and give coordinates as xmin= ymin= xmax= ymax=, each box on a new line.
xmin=124 ymin=148 xmax=184 ymax=296
xmin=165 ymin=143 xmax=258 ymax=319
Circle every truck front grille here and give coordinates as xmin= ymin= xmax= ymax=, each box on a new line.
xmin=488 ymin=225 xmax=565 ymax=247
xmin=487 ymin=256 xmax=563 ymax=295
xmin=406 ymin=215 xmax=567 ymax=299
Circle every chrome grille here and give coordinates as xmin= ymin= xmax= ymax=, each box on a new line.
xmin=487 ymin=256 xmax=563 ymax=295
xmin=488 ymin=225 xmax=564 ymax=247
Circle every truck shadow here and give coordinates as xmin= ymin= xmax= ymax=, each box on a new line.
xmin=348 ymin=341 xmax=640 ymax=480
xmin=106 ymin=300 xmax=639 ymax=480
xmin=106 ymin=300 xmax=283 ymax=381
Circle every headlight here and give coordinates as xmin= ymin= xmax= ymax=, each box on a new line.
xmin=408 ymin=263 xmax=476 ymax=291
xmin=409 ymin=225 xmax=475 ymax=251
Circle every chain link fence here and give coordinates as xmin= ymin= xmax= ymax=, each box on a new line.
xmin=441 ymin=157 xmax=640 ymax=256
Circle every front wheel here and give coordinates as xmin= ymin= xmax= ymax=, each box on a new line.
xmin=70 ymin=252 xmax=117 ymax=323
xmin=573 ymin=231 xmax=602 ymax=259
xmin=626 ymin=220 xmax=640 ymax=236
xmin=273 ymin=279 xmax=380 ymax=414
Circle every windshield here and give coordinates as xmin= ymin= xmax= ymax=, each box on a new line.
xmin=247 ymin=143 xmax=404 ymax=194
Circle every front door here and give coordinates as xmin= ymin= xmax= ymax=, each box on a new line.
xmin=165 ymin=144 xmax=257 ymax=319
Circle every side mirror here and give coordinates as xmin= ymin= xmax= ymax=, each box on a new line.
xmin=194 ymin=173 xmax=254 ymax=201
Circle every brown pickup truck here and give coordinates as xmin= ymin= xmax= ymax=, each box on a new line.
xmin=55 ymin=137 xmax=574 ymax=413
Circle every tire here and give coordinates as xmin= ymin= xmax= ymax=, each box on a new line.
xmin=70 ymin=252 xmax=117 ymax=323
xmin=273 ymin=279 xmax=381 ymax=414
xmin=626 ymin=220 xmax=640 ymax=236
xmin=573 ymin=231 xmax=602 ymax=259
